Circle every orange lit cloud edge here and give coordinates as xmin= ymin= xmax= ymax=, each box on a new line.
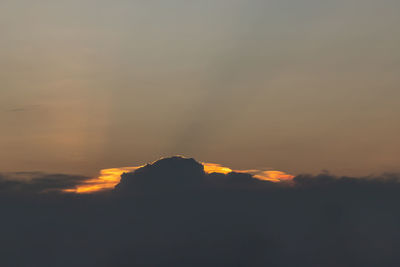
xmin=64 ymin=160 xmax=294 ymax=194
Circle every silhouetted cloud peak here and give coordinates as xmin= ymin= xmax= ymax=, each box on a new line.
xmin=114 ymin=156 xmax=287 ymax=195
xmin=115 ymin=156 xmax=205 ymax=193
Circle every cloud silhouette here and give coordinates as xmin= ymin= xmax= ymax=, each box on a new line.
xmin=69 ymin=159 xmax=294 ymax=194
xmin=0 ymin=172 xmax=89 ymax=194
xmin=115 ymin=156 xmax=205 ymax=194
xmin=114 ymin=156 xmax=280 ymax=195
xmin=1 ymin=157 xmax=400 ymax=266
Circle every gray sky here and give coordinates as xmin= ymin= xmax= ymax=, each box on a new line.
xmin=1 ymin=0 xmax=400 ymax=176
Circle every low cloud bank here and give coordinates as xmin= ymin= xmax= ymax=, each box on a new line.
xmin=0 ymin=172 xmax=89 ymax=194
xmin=1 ymin=157 xmax=400 ymax=266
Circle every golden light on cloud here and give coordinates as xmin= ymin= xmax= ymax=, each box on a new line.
xmin=203 ymin=163 xmax=294 ymax=183
xmin=202 ymin=163 xmax=233 ymax=175
xmin=65 ymin=159 xmax=294 ymax=194
xmin=63 ymin=167 xmax=139 ymax=194
xmin=242 ymin=170 xmax=295 ymax=182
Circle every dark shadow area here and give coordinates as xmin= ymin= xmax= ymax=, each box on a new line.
xmin=1 ymin=157 xmax=400 ymax=266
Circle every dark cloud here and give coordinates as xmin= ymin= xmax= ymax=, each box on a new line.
xmin=115 ymin=157 xmax=276 ymax=195
xmin=1 ymin=157 xmax=400 ymax=266
xmin=115 ymin=157 xmax=205 ymax=194
xmin=0 ymin=172 xmax=89 ymax=194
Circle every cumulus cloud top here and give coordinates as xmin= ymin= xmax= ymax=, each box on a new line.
xmin=64 ymin=156 xmax=294 ymax=194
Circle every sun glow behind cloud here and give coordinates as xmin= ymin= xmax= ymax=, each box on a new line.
xmin=202 ymin=163 xmax=233 ymax=174
xmin=63 ymin=167 xmax=140 ymax=193
xmin=64 ymin=160 xmax=294 ymax=194
xmin=202 ymin=163 xmax=294 ymax=182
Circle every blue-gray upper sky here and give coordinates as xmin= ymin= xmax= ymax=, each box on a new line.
xmin=1 ymin=0 xmax=399 ymax=176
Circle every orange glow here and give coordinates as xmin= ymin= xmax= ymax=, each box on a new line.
xmin=203 ymin=162 xmax=294 ymax=183
xmin=203 ymin=163 xmax=233 ymax=174
xmin=63 ymin=167 xmax=140 ymax=194
xmin=64 ymin=159 xmax=294 ymax=194
xmin=245 ymin=170 xmax=294 ymax=182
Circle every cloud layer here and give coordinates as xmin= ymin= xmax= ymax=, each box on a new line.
xmin=0 ymin=172 xmax=89 ymax=194
xmin=1 ymin=157 xmax=400 ymax=266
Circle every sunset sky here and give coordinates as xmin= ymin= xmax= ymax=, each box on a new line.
xmin=2 ymin=2 xmax=400 ymax=266
xmin=1 ymin=0 xmax=400 ymax=177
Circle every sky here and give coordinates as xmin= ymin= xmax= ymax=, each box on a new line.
xmin=1 ymin=0 xmax=400 ymax=177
